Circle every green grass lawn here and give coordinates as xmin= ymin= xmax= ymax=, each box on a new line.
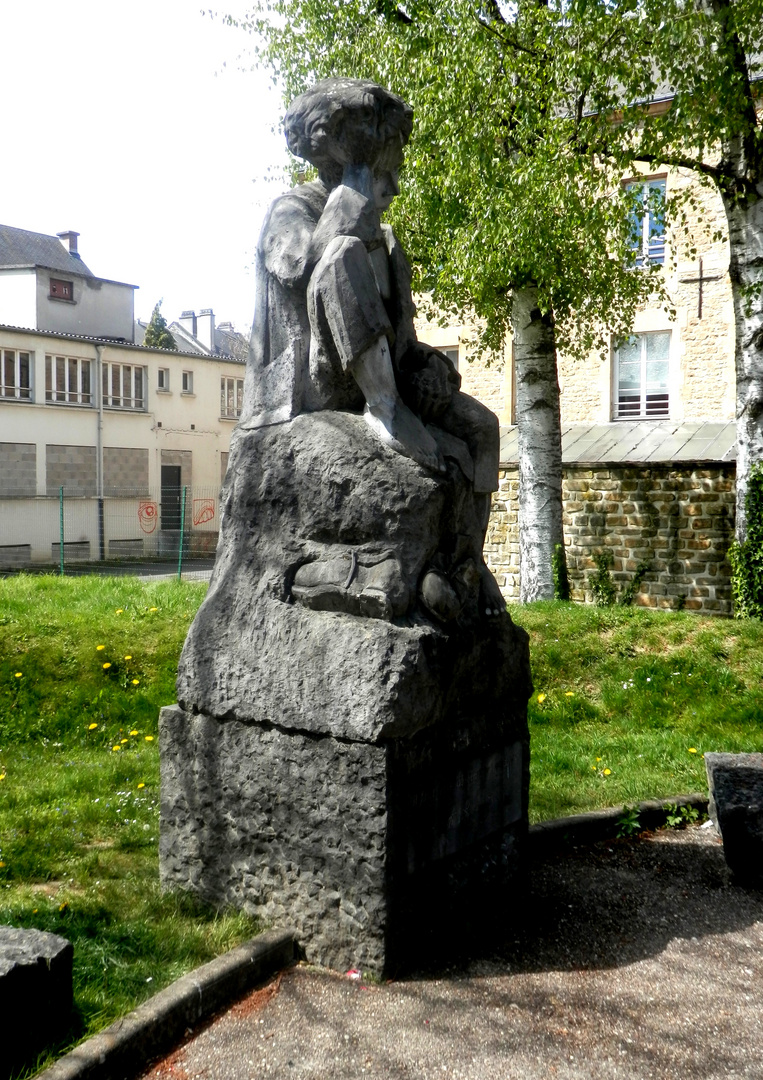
xmin=510 ymin=600 xmax=763 ymax=821
xmin=0 ymin=575 xmax=254 ymax=1077
xmin=1 ymin=577 xmax=762 ymax=1073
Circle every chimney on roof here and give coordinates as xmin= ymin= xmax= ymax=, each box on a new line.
xmin=57 ymin=230 xmax=81 ymax=260
xmin=197 ymin=308 xmax=216 ymax=354
xmin=179 ymin=309 xmax=197 ymax=338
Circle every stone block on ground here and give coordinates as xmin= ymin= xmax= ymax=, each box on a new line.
xmin=705 ymin=752 xmax=763 ymax=886
xmin=0 ymin=926 xmax=73 ymax=1074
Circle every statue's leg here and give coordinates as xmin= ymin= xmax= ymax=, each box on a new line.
xmin=309 ymin=236 xmax=444 ymax=474
xmin=354 ymin=337 xmax=444 ymax=474
xmin=436 ymin=391 xmax=500 ymax=495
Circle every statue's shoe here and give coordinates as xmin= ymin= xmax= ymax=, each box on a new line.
xmin=291 ymin=551 xmax=410 ymax=620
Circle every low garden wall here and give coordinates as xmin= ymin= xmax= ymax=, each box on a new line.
xmin=486 ymin=463 xmax=736 ymax=616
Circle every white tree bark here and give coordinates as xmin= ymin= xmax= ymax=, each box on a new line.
xmin=725 ymin=178 xmax=763 ymax=542
xmin=512 ymin=286 xmax=565 ymax=602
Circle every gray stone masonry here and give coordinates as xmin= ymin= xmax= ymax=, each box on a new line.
xmin=0 ymin=442 xmax=36 ymax=497
xmin=45 ymin=444 xmax=97 ymax=497
xmin=706 ymin=752 xmax=763 ymax=886
xmin=0 ymin=926 xmax=73 ymax=1075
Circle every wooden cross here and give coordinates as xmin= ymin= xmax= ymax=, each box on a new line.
xmin=679 ymin=257 xmax=724 ymax=319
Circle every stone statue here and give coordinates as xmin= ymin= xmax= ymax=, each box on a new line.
xmin=160 ymin=78 xmax=532 ymax=975
xmin=241 ymin=78 xmax=504 ymax=623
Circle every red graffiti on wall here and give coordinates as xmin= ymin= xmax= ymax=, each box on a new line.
xmin=138 ymin=501 xmax=158 ymax=534
xmin=193 ymin=499 xmax=215 ymax=526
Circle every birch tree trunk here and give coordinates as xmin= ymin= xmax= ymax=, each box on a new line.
xmin=512 ymin=286 xmax=565 ymax=602
xmin=724 ymin=177 xmax=763 ymax=542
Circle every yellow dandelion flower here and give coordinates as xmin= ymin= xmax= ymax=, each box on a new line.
xmin=0 ymin=775 xmax=5 ymax=781
xmin=537 ymin=693 xmax=546 ymax=704
xmin=688 ymin=747 xmax=698 ymax=754
xmin=102 ymin=662 xmax=111 ymax=670
xmin=591 ymin=765 xmax=597 ymax=771
xmin=14 ymin=672 xmax=22 ymax=678
xmin=88 ymin=723 xmax=98 ymax=731
xmin=32 ymin=909 xmax=37 ymax=914
xmin=144 ymin=735 xmax=154 ymax=742
xmin=565 ymin=691 xmax=574 ymax=697
xmin=596 ymin=757 xmax=602 ymax=762
xmin=124 ymin=655 xmax=132 ymax=661
xmin=59 ymin=902 xmax=68 ymax=912
xmin=121 ymin=738 xmax=128 ymax=744
xmin=149 ymin=607 xmax=158 ymax=613
xmin=131 ymin=679 xmax=140 ymax=686
xmin=0 ymin=861 xmax=5 ymax=868
xmin=96 ymin=645 xmax=105 ymax=651
xmin=137 ymin=782 xmax=145 ymax=789
xmin=112 ymin=745 xmax=121 ymax=752
xmin=116 ymin=608 xmax=123 ymax=614
xmin=130 ymin=730 xmax=139 ymax=736
xmin=603 ymin=768 xmax=611 ymax=776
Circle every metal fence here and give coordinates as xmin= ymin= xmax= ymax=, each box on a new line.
xmin=0 ymin=486 xmax=222 ymax=578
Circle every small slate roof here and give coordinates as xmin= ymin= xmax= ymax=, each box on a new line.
xmin=499 ymin=420 xmax=737 ymax=466
xmin=0 ymin=224 xmax=93 ymax=277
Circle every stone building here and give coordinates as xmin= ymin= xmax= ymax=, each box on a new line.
xmin=415 ymin=164 xmax=738 ymax=616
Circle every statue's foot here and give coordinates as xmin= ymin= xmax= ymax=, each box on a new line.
xmin=419 ymin=569 xmax=463 ymax=623
xmin=479 ymin=562 xmax=507 ymax=618
xmin=364 ymin=400 xmax=445 ymax=474
xmin=291 ymin=551 xmax=409 ymax=620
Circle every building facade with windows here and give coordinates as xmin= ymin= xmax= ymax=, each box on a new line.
xmin=0 ymin=323 xmax=245 ymax=568
xmin=0 ymin=223 xmax=248 ymax=569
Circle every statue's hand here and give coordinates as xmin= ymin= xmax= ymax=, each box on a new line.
xmin=313 ymin=180 xmax=382 ymax=254
xmin=406 ymin=353 xmax=455 ymax=422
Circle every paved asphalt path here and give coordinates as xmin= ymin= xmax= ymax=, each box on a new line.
xmin=140 ymin=824 xmax=763 ymax=1080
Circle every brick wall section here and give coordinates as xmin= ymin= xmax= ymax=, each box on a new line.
xmin=46 ymin=444 xmax=97 ymax=496
xmin=0 ymin=442 xmax=36 ymax=497
xmin=486 ymin=463 xmax=736 ymax=616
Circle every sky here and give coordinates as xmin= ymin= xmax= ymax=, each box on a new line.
xmin=1 ymin=0 xmax=288 ymax=334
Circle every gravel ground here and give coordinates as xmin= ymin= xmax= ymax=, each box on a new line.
xmin=140 ymin=823 xmax=763 ymax=1080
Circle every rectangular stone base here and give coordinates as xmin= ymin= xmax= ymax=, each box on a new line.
xmin=160 ymin=705 xmax=529 ymax=974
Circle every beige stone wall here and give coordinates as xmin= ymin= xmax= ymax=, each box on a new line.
xmin=487 ymin=464 xmax=736 ymax=616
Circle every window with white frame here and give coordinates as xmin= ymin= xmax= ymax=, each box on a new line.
xmin=627 ymin=178 xmax=666 ymax=266
xmin=614 ymin=331 xmax=670 ymax=419
xmin=220 ymin=376 xmax=244 ymax=418
xmin=2 ymin=349 xmax=32 ymax=400
xmin=45 ymin=354 xmax=93 ymax=405
xmin=157 ymin=367 xmax=170 ymax=391
xmin=181 ymin=370 xmax=194 ymax=394
xmin=102 ymin=361 xmax=145 ymax=409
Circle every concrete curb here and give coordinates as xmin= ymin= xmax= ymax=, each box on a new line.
xmin=529 ymin=792 xmax=709 ymax=851
xmin=36 ymin=927 xmax=297 ymax=1080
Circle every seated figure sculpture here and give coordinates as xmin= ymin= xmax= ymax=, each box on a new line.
xmin=163 ymin=78 xmax=532 ymax=976
xmin=239 ymin=77 xmax=504 ymax=623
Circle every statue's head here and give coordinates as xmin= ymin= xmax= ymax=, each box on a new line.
xmin=284 ymin=78 xmax=413 ymax=190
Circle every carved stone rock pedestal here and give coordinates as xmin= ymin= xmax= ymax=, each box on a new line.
xmin=160 ymin=412 xmax=532 ymax=974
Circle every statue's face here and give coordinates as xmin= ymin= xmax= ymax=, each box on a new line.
xmin=371 ymin=141 xmax=405 ymax=211
xmin=373 ymin=168 xmax=400 ymax=212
